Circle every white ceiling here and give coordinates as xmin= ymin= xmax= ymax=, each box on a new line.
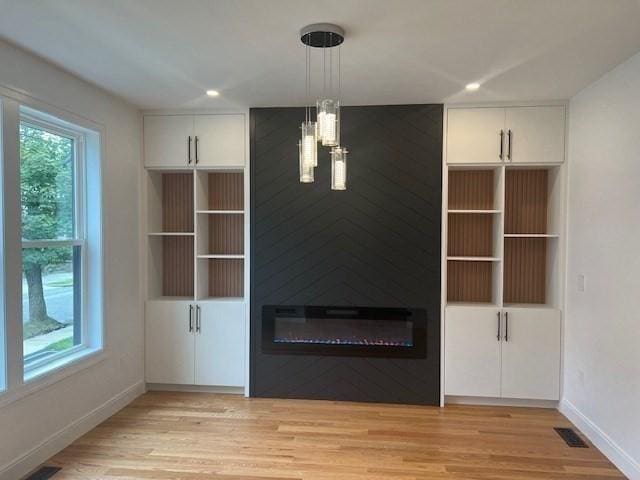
xmin=1 ymin=0 xmax=640 ymax=110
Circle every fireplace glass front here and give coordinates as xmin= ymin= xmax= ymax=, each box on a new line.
xmin=262 ymin=306 xmax=426 ymax=358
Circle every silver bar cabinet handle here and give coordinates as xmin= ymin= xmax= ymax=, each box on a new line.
xmin=196 ymin=305 xmax=201 ymax=333
xmin=188 ymin=136 xmax=192 ymax=164
xmin=188 ymin=304 xmax=194 ymax=332
xmin=504 ymin=311 xmax=509 ymax=342
xmin=496 ymin=311 xmax=501 ymax=341
xmin=195 ymin=136 xmax=199 ymax=164
xmin=507 ymin=130 xmax=512 ymax=161
xmin=499 ymin=130 xmax=504 ymax=160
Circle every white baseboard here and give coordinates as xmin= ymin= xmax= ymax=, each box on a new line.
xmin=146 ymin=383 xmax=244 ymax=395
xmin=559 ymin=398 xmax=640 ymax=480
xmin=446 ymin=395 xmax=558 ymax=409
xmin=0 ymin=380 xmax=145 ymax=480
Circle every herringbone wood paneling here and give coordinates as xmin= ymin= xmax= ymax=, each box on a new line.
xmin=250 ymin=105 xmax=443 ymax=405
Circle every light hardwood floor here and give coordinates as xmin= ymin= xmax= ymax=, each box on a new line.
xmin=45 ymin=392 xmax=624 ymax=479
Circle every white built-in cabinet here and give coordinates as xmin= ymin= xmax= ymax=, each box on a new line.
xmin=444 ymin=103 xmax=566 ymax=402
xmin=447 ymin=105 xmax=565 ymax=164
xmin=194 ymin=302 xmax=245 ymax=386
xmin=146 ymin=301 xmax=245 ymax=387
xmin=445 ymin=306 xmax=560 ymax=400
xmin=145 ymin=301 xmax=195 ymax=384
xmin=143 ymin=113 xmax=247 ymax=391
xmin=445 ymin=306 xmax=502 ymax=398
xmin=144 ymin=114 xmax=245 ymax=168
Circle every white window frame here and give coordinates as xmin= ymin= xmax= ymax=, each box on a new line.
xmin=0 ymin=98 xmax=6 ymax=392
xmin=19 ymin=114 xmax=90 ymax=376
xmin=0 ymin=89 xmax=104 ymax=407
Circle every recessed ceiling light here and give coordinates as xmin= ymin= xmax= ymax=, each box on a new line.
xmin=206 ymin=90 xmax=220 ymax=97
xmin=465 ymin=83 xmax=480 ymax=91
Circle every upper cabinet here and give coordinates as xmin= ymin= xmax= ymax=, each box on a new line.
xmin=447 ymin=106 xmax=565 ymax=164
xmin=194 ymin=115 xmax=245 ymax=168
xmin=505 ymin=106 xmax=565 ymax=164
xmin=144 ymin=115 xmax=194 ymax=168
xmin=144 ymin=114 xmax=245 ymax=168
xmin=447 ymin=108 xmax=506 ymax=164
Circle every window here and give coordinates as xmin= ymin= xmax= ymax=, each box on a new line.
xmin=19 ymin=113 xmax=91 ymax=376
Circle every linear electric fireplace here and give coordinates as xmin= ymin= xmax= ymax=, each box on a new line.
xmin=262 ymin=306 xmax=427 ymax=358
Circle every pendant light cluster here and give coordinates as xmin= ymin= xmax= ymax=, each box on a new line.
xmin=298 ymin=24 xmax=348 ymax=190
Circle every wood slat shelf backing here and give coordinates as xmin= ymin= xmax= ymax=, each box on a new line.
xmin=162 ymin=236 xmax=194 ymax=297
xmin=209 ymin=172 xmax=244 ymax=210
xmin=210 ymin=214 xmax=244 ymax=255
xmin=504 ymin=237 xmax=546 ymax=304
xmin=162 ymin=173 xmax=194 ymax=233
xmin=209 ymin=258 xmax=244 ymax=298
xmin=447 ymin=260 xmax=493 ymax=303
xmin=448 ymin=170 xmax=494 ymax=210
xmin=448 ymin=213 xmax=493 ymax=257
xmin=505 ymin=169 xmax=548 ymax=234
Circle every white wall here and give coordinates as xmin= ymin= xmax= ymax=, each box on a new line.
xmin=0 ymin=40 xmax=143 ymax=478
xmin=563 ymin=51 xmax=640 ymax=478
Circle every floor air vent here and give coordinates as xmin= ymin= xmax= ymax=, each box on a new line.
xmin=554 ymin=427 xmax=588 ymax=448
xmin=24 ymin=466 xmax=61 ymax=479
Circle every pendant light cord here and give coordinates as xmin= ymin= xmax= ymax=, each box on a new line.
xmin=329 ymin=33 xmax=333 ymax=98
xmin=338 ymin=44 xmax=341 ymax=103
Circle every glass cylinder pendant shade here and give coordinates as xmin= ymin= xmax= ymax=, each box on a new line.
xmin=318 ymin=99 xmax=340 ymax=147
xmin=331 ymin=146 xmax=348 ymax=190
xmin=301 ymin=121 xmax=318 ymax=167
xmin=299 ymin=140 xmax=314 ymax=183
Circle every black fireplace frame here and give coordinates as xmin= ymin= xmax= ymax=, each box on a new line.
xmin=262 ymin=305 xmax=427 ymax=358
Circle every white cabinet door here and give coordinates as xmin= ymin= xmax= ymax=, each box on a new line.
xmin=501 ymin=308 xmax=561 ymax=400
xmin=447 ymin=108 xmax=505 ymax=164
xmin=145 ymin=301 xmax=195 ymax=384
xmin=194 ymin=114 xmax=245 ymax=167
xmin=445 ymin=306 xmax=502 ymax=397
xmin=505 ymin=106 xmax=565 ymax=164
xmin=194 ymin=302 xmax=245 ymax=387
xmin=144 ymin=115 xmax=194 ymax=168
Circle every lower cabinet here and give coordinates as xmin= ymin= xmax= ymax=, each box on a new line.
xmin=444 ymin=306 xmax=502 ymax=397
xmin=445 ymin=306 xmax=560 ymax=400
xmin=501 ymin=308 xmax=561 ymax=400
xmin=194 ymin=302 xmax=245 ymax=387
xmin=145 ymin=300 xmax=245 ymax=387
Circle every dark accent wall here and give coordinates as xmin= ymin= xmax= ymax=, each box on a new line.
xmin=250 ymin=105 xmax=443 ymax=405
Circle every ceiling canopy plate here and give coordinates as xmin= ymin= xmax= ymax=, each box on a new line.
xmin=300 ymin=23 xmax=345 ymax=48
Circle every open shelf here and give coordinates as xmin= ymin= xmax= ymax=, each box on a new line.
xmin=447 ymin=260 xmax=496 ymax=304
xmin=148 ymin=235 xmax=194 ymax=298
xmin=146 ymin=172 xmax=195 ymax=299
xmin=194 ymin=171 xmax=245 ymax=299
xmin=447 ymin=256 xmax=500 ymax=262
xmin=447 ymin=168 xmax=502 ymax=305
xmin=148 ymin=232 xmax=195 ymax=236
xmin=448 ymin=213 xmax=496 ymax=258
xmin=503 ymin=237 xmax=546 ymax=304
xmin=196 ymin=210 xmax=244 ymax=214
xmin=504 ymin=233 xmax=558 ymax=238
xmin=196 ymin=171 xmax=244 ymax=211
xmin=147 ymin=171 xmax=194 ymax=234
xmin=448 ymin=209 xmax=501 ymax=214
xmin=197 ymin=257 xmax=244 ymax=299
xmin=448 ymin=169 xmax=497 ymax=210
xmin=505 ymin=169 xmax=548 ymax=234
xmin=501 ymin=167 xmax=563 ymax=306
xmin=197 ymin=296 xmax=245 ymax=302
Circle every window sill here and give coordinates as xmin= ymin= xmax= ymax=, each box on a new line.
xmin=0 ymin=348 xmax=106 ymax=409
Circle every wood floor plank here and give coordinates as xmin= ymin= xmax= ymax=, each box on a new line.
xmin=44 ymin=392 xmax=624 ymax=479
